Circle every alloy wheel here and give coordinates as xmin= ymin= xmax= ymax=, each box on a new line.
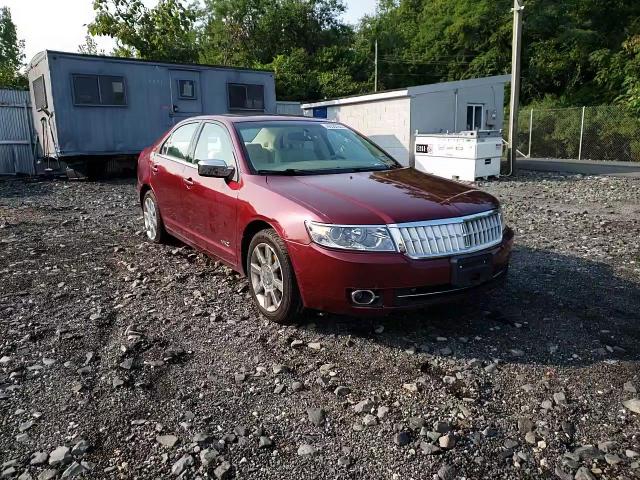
xmin=250 ymin=242 xmax=284 ymax=312
xmin=143 ymin=196 xmax=157 ymax=240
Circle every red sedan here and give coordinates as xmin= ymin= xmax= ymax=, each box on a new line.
xmin=137 ymin=115 xmax=513 ymax=323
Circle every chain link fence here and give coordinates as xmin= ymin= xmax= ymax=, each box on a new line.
xmin=509 ymin=106 xmax=640 ymax=162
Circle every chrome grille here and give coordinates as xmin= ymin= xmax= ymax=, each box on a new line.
xmin=389 ymin=210 xmax=503 ymax=259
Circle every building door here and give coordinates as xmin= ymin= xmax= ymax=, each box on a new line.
xmin=169 ymin=70 xmax=203 ymax=123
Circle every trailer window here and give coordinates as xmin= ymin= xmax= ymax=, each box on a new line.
xmin=99 ymin=76 xmax=126 ymax=105
xmin=72 ymin=74 xmax=127 ymax=106
xmin=178 ymin=79 xmax=196 ymax=99
xmin=32 ymin=75 xmax=47 ymax=110
xmin=228 ymin=83 xmax=264 ymax=111
xmin=466 ymin=104 xmax=483 ymax=130
xmin=73 ymin=75 xmax=101 ymax=105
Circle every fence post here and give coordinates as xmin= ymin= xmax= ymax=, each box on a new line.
xmin=578 ymin=106 xmax=585 ymax=161
xmin=528 ymin=108 xmax=533 ymax=158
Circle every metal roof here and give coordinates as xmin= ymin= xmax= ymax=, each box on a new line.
xmin=301 ymin=75 xmax=511 ymax=109
xmin=28 ymin=50 xmax=274 ymax=75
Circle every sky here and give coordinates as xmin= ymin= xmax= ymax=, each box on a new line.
xmin=2 ymin=0 xmax=378 ymax=63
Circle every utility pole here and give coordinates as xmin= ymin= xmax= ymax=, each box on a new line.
xmin=507 ymin=0 xmax=524 ymax=174
xmin=374 ymin=39 xmax=378 ymax=93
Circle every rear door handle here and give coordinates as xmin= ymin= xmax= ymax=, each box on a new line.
xmin=151 ymin=163 xmax=159 ymax=173
xmin=184 ymin=177 xmax=194 ymax=188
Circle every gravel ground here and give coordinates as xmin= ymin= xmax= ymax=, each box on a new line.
xmin=1 ymin=170 xmax=639 ymax=480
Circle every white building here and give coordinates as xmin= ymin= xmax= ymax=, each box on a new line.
xmin=301 ymin=75 xmax=510 ymax=166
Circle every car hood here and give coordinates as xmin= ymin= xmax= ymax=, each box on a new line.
xmin=265 ymin=167 xmax=499 ymax=225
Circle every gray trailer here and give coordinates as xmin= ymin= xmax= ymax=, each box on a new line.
xmin=26 ymin=50 xmax=276 ymax=174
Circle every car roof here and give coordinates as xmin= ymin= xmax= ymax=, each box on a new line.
xmin=185 ymin=114 xmax=327 ymax=124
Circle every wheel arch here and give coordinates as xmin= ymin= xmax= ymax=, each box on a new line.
xmin=240 ymin=219 xmax=280 ymax=276
xmin=139 ymin=184 xmax=152 ymax=206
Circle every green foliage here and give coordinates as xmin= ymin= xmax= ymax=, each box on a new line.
xmin=85 ymin=0 xmax=640 ymax=108
xmin=78 ymin=35 xmax=105 ymax=55
xmin=0 ymin=7 xmax=27 ymax=90
xmin=88 ymin=0 xmax=199 ymax=63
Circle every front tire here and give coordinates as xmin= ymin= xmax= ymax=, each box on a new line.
xmin=142 ymin=190 xmax=166 ymax=243
xmin=247 ymin=229 xmax=302 ymax=324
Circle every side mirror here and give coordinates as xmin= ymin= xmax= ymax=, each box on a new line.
xmin=198 ymin=159 xmax=235 ymax=179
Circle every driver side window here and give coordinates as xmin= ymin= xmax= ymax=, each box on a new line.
xmin=194 ymin=123 xmax=235 ymax=167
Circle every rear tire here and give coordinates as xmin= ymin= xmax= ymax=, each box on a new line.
xmin=142 ymin=190 xmax=166 ymax=243
xmin=247 ymin=229 xmax=302 ymax=324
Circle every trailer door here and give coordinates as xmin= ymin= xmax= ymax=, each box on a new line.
xmin=169 ymin=70 xmax=202 ymax=122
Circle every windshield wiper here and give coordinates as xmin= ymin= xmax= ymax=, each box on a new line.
xmin=255 ymin=168 xmax=310 ymax=176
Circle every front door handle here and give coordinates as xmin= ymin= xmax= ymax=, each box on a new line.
xmin=184 ymin=177 xmax=194 ymax=188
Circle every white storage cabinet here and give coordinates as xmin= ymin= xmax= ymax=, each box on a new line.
xmin=413 ymin=131 xmax=503 ymax=181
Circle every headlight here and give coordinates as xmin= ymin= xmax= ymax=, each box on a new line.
xmin=305 ymin=221 xmax=396 ymax=252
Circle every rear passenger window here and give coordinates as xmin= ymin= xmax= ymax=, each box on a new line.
xmin=161 ymin=123 xmax=199 ymax=162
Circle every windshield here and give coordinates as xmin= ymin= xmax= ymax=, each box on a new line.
xmin=235 ymin=120 xmax=399 ymax=174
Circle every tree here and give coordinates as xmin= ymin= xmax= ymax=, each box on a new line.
xmin=78 ymin=35 xmax=105 ymax=55
xmin=88 ymin=0 xmax=199 ymax=63
xmin=0 ymin=7 xmax=27 ymax=89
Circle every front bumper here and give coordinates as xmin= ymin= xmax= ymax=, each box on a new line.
xmin=287 ymin=227 xmax=514 ymax=315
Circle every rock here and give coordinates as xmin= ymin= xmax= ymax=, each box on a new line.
xmin=290 ymin=339 xmax=304 ymax=349
xmin=337 ymin=456 xmax=352 ymax=467
xmin=393 ymin=432 xmax=411 ymax=446
xmin=200 ymin=448 xmax=218 ymax=468
xmin=334 ymin=386 xmax=350 ymax=396
xmin=112 ymin=376 xmax=125 ymax=388
xmin=71 ymin=439 xmax=90 ymax=456
xmin=408 ymin=416 xmax=425 ymax=430
xmin=156 ymin=435 xmax=179 ymax=448
xmin=624 ymin=381 xmax=637 ymax=393
xmin=374 ymin=325 xmax=384 ymax=334
xmin=233 ymin=426 xmax=248 ymax=437
xmin=171 ymin=454 xmax=193 ymax=476
xmin=234 ymin=373 xmax=246 ymax=383
xmin=272 ymin=364 xmax=288 ymax=374
xmin=258 ymin=436 xmax=273 ymax=448
xmin=622 ymin=398 xmax=640 ymax=414
xmin=213 ymin=461 xmax=231 ymax=480
xmin=525 ymin=431 xmax=537 ymax=444
xmin=37 ymin=471 xmax=57 ymax=480
xmin=433 ymin=421 xmax=450 ymax=434
xmin=377 ymin=406 xmax=390 ymax=419
xmin=1 ymin=468 xmax=16 ymax=479
xmin=504 ymin=439 xmax=519 ymax=449
xmin=18 ymin=472 xmax=33 ymax=480
xmin=353 ymin=399 xmax=374 ymax=414
xmin=509 ymin=348 xmax=525 ymax=357
xmin=402 ymin=383 xmax=420 ymax=393
xmin=15 ymin=433 xmax=29 ymax=443
xmin=626 ymin=449 xmax=639 ymax=458
xmin=574 ymin=466 xmax=595 ymax=480
xmin=119 ymin=358 xmax=133 ymax=370
xmin=437 ymin=464 xmax=456 ymax=480
xmin=605 ymin=453 xmax=621 ymax=465
xmin=438 ymin=433 xmax=456 ymax=449
xmin=553 ymin=392 xmax=567 ymax=406
xmin=49 ymin=446 xmax=72 ymax=466
xmin=541 ymin=400 xmax=553 ymax=410
xmin=306 ymin=407 xmax=326 ymax=427
xmin=30 ymin=452 xmax=48 ymax=466
xmin=573 ymin=445 xmax=604 ymax=461
xmin=192 ymin=432 xmax=211 ymax=443
xmin=308 ymin=342 xmax=322 ymax=351
xmin=61 ymin=461 xmax=86 ymax=478
xmin=517 ymin=417 xmax=534 ymax=434
xmin=420 ymin=443 xmax=442 ymax=455
xmin=0 ymin=356 xmax=12 ymax=365
xmin=597 ymin=440 xmax=616 ymax=453
xmin=297 ymin=444 xmax=317 ymax=456
xmin=362 ymin=414 xmax=378 ymax=427
xmin=291 ymin=381 xmax=304 ymax=392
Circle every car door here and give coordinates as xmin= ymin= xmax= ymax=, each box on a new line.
xmin=151 ymin=122 xmax=200 ymax=236
xmin=184 ymin=122 xmax=240 ymax=264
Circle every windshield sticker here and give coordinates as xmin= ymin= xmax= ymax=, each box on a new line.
xmin=321 ymin=123 xmax=348 ymax=130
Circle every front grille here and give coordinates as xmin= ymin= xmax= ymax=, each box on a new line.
xmin=389 ymin=210 xmax=503 ymax=259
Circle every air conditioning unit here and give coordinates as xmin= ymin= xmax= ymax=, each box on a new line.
xmin=413 ymin=130 xmax=503 ymax=181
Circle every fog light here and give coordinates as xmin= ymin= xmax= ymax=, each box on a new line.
xmin=351 ymin=289 xmax=377 ymax=305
